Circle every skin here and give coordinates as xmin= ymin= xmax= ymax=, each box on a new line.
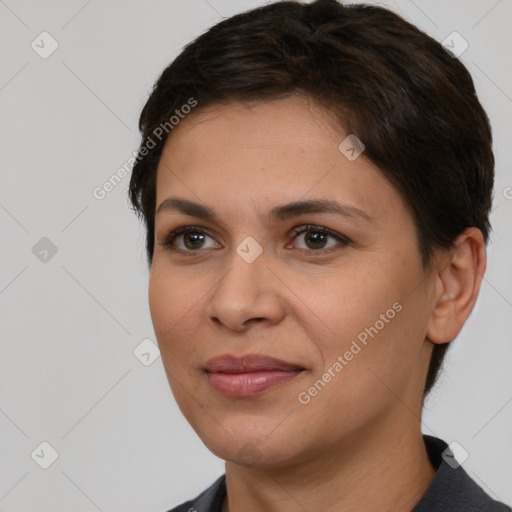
xmin=149 ymin=94 xmax=486 ymax=512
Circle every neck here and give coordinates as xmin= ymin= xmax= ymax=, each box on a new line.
xmin=222 ymin=413 xmax=436 ymax=512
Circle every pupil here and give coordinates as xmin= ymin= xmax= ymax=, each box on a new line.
xmin=184 ymin=232 xmax=204 ymax=249
xmin=306 ymin=231 xmax=326 ymax=249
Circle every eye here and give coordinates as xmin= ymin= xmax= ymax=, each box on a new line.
xmin=160 ymin=224 xmax=349 ymax=255
xmin=289 ymin=224 xmax=350 ymax=252
xmin=161 ymin=226 xmax=220 ymax=252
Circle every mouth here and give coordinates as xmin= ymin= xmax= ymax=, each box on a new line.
xmin=204 ymin=354 xmax=306 ymax=397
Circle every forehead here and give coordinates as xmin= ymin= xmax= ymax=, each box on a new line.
xmin=161 ymin=96 xmax=340 ymax=162
xmin=155 ymin=96 xmax=406 ymax=224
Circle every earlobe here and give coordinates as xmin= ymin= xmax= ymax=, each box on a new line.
xmin=426 ymin=228 xmax=487 ymax=345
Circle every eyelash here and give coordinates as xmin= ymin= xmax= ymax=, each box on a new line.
xmin=161 ymin=224 xmax=350 ymax=255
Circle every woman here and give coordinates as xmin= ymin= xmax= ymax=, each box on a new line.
xmin=128 ymin=1 xmax=510 ymax=510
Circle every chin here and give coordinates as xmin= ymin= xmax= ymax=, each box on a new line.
xmin=192 ymin=416 xmax=303 ymax=467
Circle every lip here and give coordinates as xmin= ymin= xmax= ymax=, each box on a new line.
xmin=204 ymin=354 xmax=305 ymax=397
xmin=205 ymin=354 xmax=304 ymax=373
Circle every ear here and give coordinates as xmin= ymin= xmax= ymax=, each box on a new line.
xmin=426 ymin=227 xmax=487 ymax=345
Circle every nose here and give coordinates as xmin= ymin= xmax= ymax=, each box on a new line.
xmin=205 ymin=250 xmax=286 ymax=332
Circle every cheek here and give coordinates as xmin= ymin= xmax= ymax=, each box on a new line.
xmin=148 ymin=266 xmax=202 ymax=354
xmin=148 ymin=268 xmax=174 ymax=338
xmin=303 ymin=268 xmax=397 ymax=349
xmin=303 ymin=263 xmax=421 ymax=385
xmin=148 ymin=267 xmax=207 ymax=407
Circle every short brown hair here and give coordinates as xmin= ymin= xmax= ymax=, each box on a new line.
xmin=128 ymin=0 xmax=494 ymax=396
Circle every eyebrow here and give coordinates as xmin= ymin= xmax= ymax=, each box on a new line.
xmin=156 ymin=197 xmax=374 ymax=223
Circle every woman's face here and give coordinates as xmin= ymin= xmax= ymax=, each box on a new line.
xmin=149 ymin=96 xmax=437 ymax=466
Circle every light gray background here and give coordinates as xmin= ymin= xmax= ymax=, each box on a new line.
xmin=0 ymin=1 xmax=511 ymax=511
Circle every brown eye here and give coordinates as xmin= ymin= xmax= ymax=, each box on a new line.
xmin=304 ymin=231 xmax=329 ymax=249
xmin=183 ymin=231 xmax=206 ymax=250
xmin=291 ymin=225 xmax=349 ymax=252
xmin=162 ymin=227 xmax=220 ymax=252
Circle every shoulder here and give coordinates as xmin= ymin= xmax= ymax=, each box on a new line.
xmin=164 ymin=474 xmax=226 ymax=512
xmin=413 ymin=435 xmax=511 ymax=511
